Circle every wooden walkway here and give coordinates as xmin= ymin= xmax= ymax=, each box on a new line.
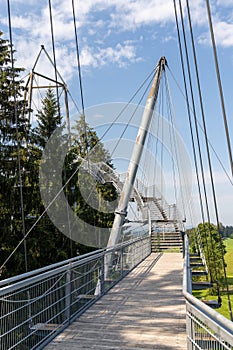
xmin=44 ymin=253 xmax=187 ymax=350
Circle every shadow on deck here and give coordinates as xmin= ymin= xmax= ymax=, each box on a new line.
xmin=44 ymin=253 xmax=187 ymax=350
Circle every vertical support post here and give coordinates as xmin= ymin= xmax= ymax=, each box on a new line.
xmin=186 ymin=306 xmax=192 ymax=350
xmin=100 ymin=255 xmax=105 ymax=295
xmin=181 ymin=231 xmax=185 ymax=258
xmin=148 ymin=207 xmax=152 ymax=236
xmin=107 ymin=57 xmax=167 ymax=249
xmin=26 ymin=71 xmax=34 ymax=127
xmin=65 ymin=266 xmax=71 ymax=322
xmin=120 ymin=247 xmax=124 ymax=278
xmin=94 ymin=256 xmax=105 ymax=296
xmin=64 ymin=86 xmax=71 ymax=146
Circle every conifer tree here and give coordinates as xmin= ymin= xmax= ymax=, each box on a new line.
xmin=67 ymin=115 xmax=117 ymax=240
xmin=35 ymin=87 xmax=62 ymax=148
xmin=0 ymin=31 xmax=31 ymax=277
xmin=0 ymin=32 xmax=117 ymax=277
xmin=27 ymin=88 xmax=78 ymax=268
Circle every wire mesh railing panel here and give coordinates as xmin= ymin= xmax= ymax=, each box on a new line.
xmin=0 ymin=271 xmax=68 ymax=350
xmin=186 ymin=309 xmax=232 ymax=350
xmin=183 ymin=234 xmax=233 ymax=350
xmin=0 ymin=235 xmax=151 ymax=349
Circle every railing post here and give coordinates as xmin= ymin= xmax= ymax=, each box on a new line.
xmin=120 ymin=247 xmax=124 ymax=277
xmin=65 ymin=266 xmax=71 ymax=322
xmin=186 ymin=306 xmax=192 ymax=350
xmin=100 ymin=255 xmax=105 ymax=295
xmin=181 ymin=231 xmax=185 ymax=258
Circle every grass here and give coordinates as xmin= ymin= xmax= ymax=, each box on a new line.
xmin=225 ymin=238 xmax=233 ymax=276
xmin=193 ymin=238 xmax=233 ymax=320
xmin=163 ymin=248 xmax=181 ymax=253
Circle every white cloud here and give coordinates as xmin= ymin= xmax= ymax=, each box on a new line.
xmin=109 ymin=0 xmax=174 ymax=31
xmin=193 ymin=1 xmax=233 ymax=49
xmin=216 ymin=0 xmax=233 ymax=7
xmin=80 ymin=42 xmax=141 ymax=68
xmin=1 ymin=0 xmax=233 ymax=84
xmin=188 ymin=0 xmax=208 ymax=26
xmin=214 ymin=21 xmax=233 ymax=47
xmin=198 ymin=19 xmax=233 ymax=48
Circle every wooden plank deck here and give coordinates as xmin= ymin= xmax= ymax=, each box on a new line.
xmin=44 ymin=253 xmax=187 ymax=350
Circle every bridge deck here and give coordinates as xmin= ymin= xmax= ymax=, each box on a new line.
xmin=45 ymin=253 xmax=187 ymax=349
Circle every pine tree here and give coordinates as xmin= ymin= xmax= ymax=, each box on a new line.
xmin=35 ymin=87 xmax=62 ymax=148
xmin=27 ymin=88 xmax=78 ymax=269
xmin=0 ymin=31 xmax=31 ymax=277
xmin=0 ymin=37 xmax=117 ymax=277
xmin=66 ymin=115 xmax=117 ymax=245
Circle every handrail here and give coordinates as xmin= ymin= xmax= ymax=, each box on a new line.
xmin=0 ymin=235 xmax=146 ymax=288
xmin=183 ymin=234 xmax=233 ymax=348
xmin=0 ymin=248 xmax=105 ymax=287
xmin=0 ymin=234 xmax=151 ymax=350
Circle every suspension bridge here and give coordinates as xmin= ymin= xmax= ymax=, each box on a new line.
xmin=1 ymin=55 xmax=233 ymax=349
xmin=1 ymin=1 xmax=233 ymax=350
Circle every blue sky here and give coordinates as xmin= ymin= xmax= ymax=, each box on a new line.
xmin=1 ymin=0 xmax=233 ymax=226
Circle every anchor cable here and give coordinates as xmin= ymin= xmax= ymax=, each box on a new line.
xmin=7 ymin=0 xmax=28 ymax=273
xmin=205 ymin=0 xmax=233 ymax=178
xmin=48 ymin=0 xmax=60 ymax=116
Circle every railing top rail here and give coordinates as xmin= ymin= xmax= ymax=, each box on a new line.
xmin=0 ymin=234 xmax=150 ymax=292
xmin=0 ymin=229 xmax=151 ymax=350
xmin=183 ymin=234 xmax=233 ymax=345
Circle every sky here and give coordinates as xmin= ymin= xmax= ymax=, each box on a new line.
xmin=1 ymin=0 xmax=233 ymax=226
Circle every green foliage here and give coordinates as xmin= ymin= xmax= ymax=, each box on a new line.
xmin=224 ymin=226 xmax=233 ymax=238
xmin=35 ymin=87 xmax=62 ymax=148
xmin=0 ymin=35 xmax=117 ymax=278
xmin=64 ymin=114 xmax=117 ymax=237
xmin=193 ymin=238 xmax=233 ymax=320
xmin=0 ymin=31 xmax=32 ymax=278
xmin=225 ymin=239 xmax=233 ymax=276
xmin=189 ymin=223 xmax=226 ymax=294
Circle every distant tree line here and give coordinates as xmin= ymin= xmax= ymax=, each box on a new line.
xmin=0 ymin=31 xmax=117 ymax=279
xmin=219 ymin=224 xmax=233 ymax=239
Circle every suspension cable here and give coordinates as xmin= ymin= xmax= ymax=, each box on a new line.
xmin=48 ymin=0 xmax=60 ymax=116
xmin=110 ymin=72 xmax=155 ymax=158
xmin=99 ymin=67 xmax=157 ymax=142
xmin=160 ymin=75 xmax=164 ymax=206
xmin=177 ymin=0 xmax=216 ymax=281
xmin=169 ymin=60 xmax=233 ymax=310
xmin=77 ymin=69 xmax=161 ymax=216
xmin=153 ymin=94 xmax=161 ymax=187
xmin=164 ymin=70 xmax=186 ymax=220
xmin=72 ymin=67 xmax=159 ymax=214
xmin=168 ymin=67 xmax=233 ymax=187
xmin=71 ymin=0 xmax=85 ymax=117
xmin=205 ymin=0 xmax=233 ymax=178
xmin=71 ymin=0 xmax=89 ymax=158
xmin=173 ymin=0 xmax=212 ymax=282
xmin=178 ymin=0 xmax=212 ymax=227
xmin=7 ymin=0 xmax=28 ymax=273
xmin=201 ymin=0 xmax=233 ymax=320
xmin=0 ymin=154 xmax=81 ymax=273
xmin=0 ymin=67 xmax=158 ymax=271
xmin=40 ymin=45 xmax=82 ymax=115
xmin=173 ymin=0 xmax=205 ymax=224
xmin=187 ymin=0 xmax=232 ymax=318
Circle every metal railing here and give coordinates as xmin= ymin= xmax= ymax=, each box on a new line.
xmin=183 ymin=234 xmax=233 ymax=349
xmin=0 ymin=235 xmax=151 ymax=350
